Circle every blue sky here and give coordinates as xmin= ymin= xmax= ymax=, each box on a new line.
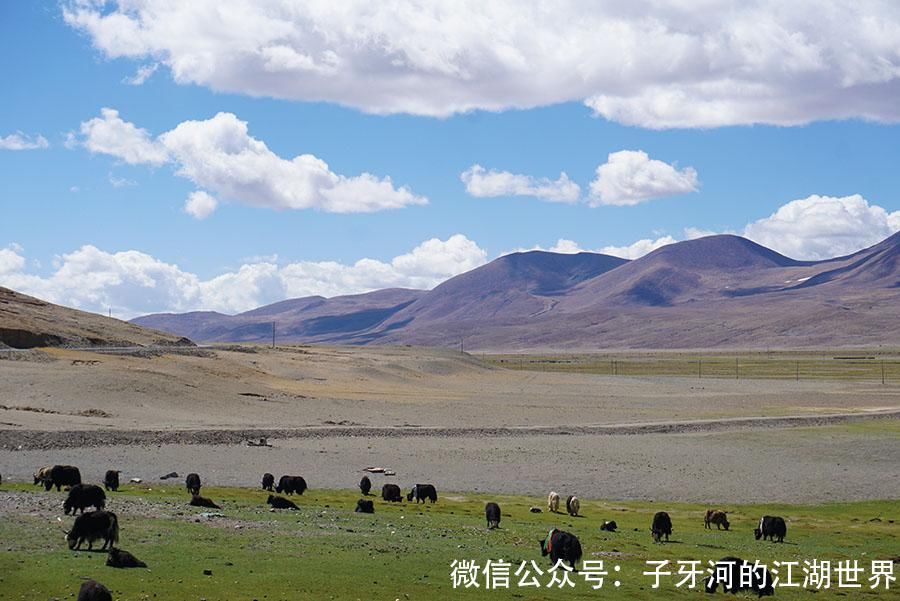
xmin=2 ymin=2 xmax=899 ymax=317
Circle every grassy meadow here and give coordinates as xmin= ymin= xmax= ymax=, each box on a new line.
xmin=0 ymin=483 xmax=897 ymax=600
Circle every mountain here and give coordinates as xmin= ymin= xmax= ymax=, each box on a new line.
xmin=0 ymin=287 xmax=193 ymax=349
xmin=127 ymin=232 xmax=900 ymax=349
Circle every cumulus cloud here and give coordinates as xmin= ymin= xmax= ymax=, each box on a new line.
xmin=63 ymin=1 xmax=900 ymax=127
xmin=461 ymin=165 xmax=580 ymax=203
xmin=599 ymin=236 xmax=679 ymax=259
xmin=743 ymin=194 xmax=900 ymax=260
xmin=123 ymin=63 xmax=158 ymax=85
xmin=589 ymin=150 xmax=699 ymax=206
xmin=183 ymin=190 xmax=218 ymax=219
xmin=77 ymin=108 xmax=427 ymax=214
xmin=0 ymin=235 xmax=487 ymax=318
xmin=0 ymin=132 xmax=49 ymax=150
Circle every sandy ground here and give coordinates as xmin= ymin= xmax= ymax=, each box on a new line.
xmin=1 ymin=345 xmax=898 ymax=503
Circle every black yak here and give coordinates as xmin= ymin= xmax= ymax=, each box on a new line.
xmin=540 ymin=528 xmax=582 ymax=570
xmin=106 ymin=547 xmax=147 ymax=568
xmin=77 ymin=579 xmax=112 ymax=601
xmin=44 ymin=465 xmax=81 ymax=491
xmin=359 ymin=475 xmax=372 ymax=496
xmin=407 ymin=483 xmax=437 ymax=503
xmin=704 ymin=556 xmax=774 ymax=597
xmin=64 ymin=484 xmax=106 ymax=515
xmin=261 ymin=472 xmax=275 ymax=491
xmin=600 ymin=520 xmax=617 ymax=532
xmin=103 ymin=470 xmax=120 ymax=492
xmin=705 ymin=509 xmax=730 ymax=530
xmin=275 ymin=475 xmax=307 ymax=495
xmin=755 ymin=516 xmax=787 ymax=542
xmin=485 ymin=502 xmax=501 ymax=529
xmin=382 ymin=483 xmax=402 ymax=502
xmin=355 ymin=499 xmax=375 ymax=513
xmin=267 ymin=494 xmax=298 ymax=510
xmin=185 ymin=473 xmax=201 ymax=495
xmin=651 ymin=511 xmax=673 ymax=543
xmin=189 ymin=494 xmax=221 ymax=509
xmin=566 ymin=495 xmax=580 ymax=516
xmin=66 ymin=510 xmax=119 ymax=551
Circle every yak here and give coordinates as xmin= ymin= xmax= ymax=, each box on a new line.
xmin=64 ymin=484 xmax=106 ymax=515
xmin=705 ymin=509 xmax=730 ymax=530
xmin=77 ymin=579 xmax=112 ymax=601
xmin=33 ymin=465 xmax=52 ymax=486
xmin=407 ymin=484 xmax=437 ymax=503
xmin=261 ymin=472 xmax=275 ymax=491
xmin=275 ymin=475 xmax=307 ymax=495
xmin=651 ymin=511 xmax=673 ymax=543
xmin=44 ymin=465 xmax=82 ymax=491
xmin=267 ymin=494 xmax=298 ymax=510
xmin=107 ymin=547 xmax=147 ymax=568
xmin=540 ymin=528 xmax=582 ymax=570
xmin=359 ymin=475 xmax=372 ymax=496
xmin=485 ymin=502 xmax=501 ymax=529
xmin=185 ymin=473 xmax=201 ymax=495
xmin=704 ymin=556 xmax=774 ymax=597
xmin=355 ymin=499 xmax=375 ymax=513
xmin=189 ymin=494 xmax=221 ymax=509
xmin=600 ymin=520 xmax=618 ymax=532
xmin=66 ymin=510 xmax=119 ymax=551
xmin=103 ymin=470 xmax=120 ymax=492
xmin=547 ymin=491 xmax=560 ymax=513
xmin=381 ymin=483 xmax=402 ymax=502
xmin=755 ymin=516 xmax=787 ymax=543
xmin=566 ymin=495 xmax=580 ymax=517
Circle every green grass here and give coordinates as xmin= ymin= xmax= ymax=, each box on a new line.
xmin=484 ymin=350 xmax=900 ymax=383
xmin=0 ymin=484 xmax=897 ymax=600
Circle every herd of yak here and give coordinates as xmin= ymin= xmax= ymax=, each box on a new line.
xmin=14 ymin=465 xmax=789 ymax=599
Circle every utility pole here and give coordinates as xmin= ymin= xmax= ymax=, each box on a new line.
xmin=698 ymin=359 xmax=702 ymax=379
xmin=882 ymin=360 xmax=886 ymax=385
xmin=796 ymin=360 xmax=800 ymax=382
xmin=272 ymin=321 xmax=275 ymax=349
xmin=735 ymin=357 xmax=739 ymax=380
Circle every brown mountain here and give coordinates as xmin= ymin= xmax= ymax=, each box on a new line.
xmin=0 ymin=287 xmax=192 ymax=349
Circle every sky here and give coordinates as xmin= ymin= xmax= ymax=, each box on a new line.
xmin=1 ymin=1 xmax=900 ymax=318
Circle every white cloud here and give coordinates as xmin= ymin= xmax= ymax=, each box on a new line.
xmin=599 ymin=236 xmax=679 ymax=259
xmin=62 ymin=1 xmax=900 ymax=127
xmin=0 ymin=132 xmax=49 ymax=150
xmin=80 ymin=108 xmax=169 ymax=165
xmin=123 ymin=63 xmax=158 ymax=85
xmin=183 ymin=190 xmax=218 ymax=219
xmin=0 ymin=235 xmax=487 ymax=318
xmin=108 ymin=173 xmax=137 ymax=188
xmin=589 ymin=150 xmax=699 ymax=206
xmin=78 ymin=109 xmax=427 ymax=214
xmin=461 ymin=164 xmax=580 ymax=203
xmin=743 ymin=194 xmax=900 ymax=260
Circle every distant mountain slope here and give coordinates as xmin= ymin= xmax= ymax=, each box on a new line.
xmin=127 ymin=232 xmax=900 ymax=350
xmin=0 ymin=287 xmax=192 ymax=349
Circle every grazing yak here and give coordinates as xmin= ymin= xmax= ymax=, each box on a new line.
xmin=755 ymin=516 xmax=787 ymax=543
xmin=547 ymin=491 xmax=560 ymax=513
xmin=275 ymin=475 xmax=307 ymax=495
xmin=355 ymin=499 xmax=375 ymax=513
xmin=651 ymin=511 xmax=673 ymax=543
xmin=77 ymin=579 xmax=112 ymax=601
xmin=704 ymin=556 xmax=774 ymax=597
xmin=705 ymin=509 xmax=730 ymax=530
xmin=485 ymin=502 xmax=501 ymax=529
xmin=66 ymin=510 xmax=119 ymax=551
xmin=359 ymin=475 xmax=372 ymax=496
xmin=43 ymin=465 xmax=82 ymax=491
xmin=64 ymin=484 xmax=106 ymax=515
xmin=566 ymin=495 xmax=580 ymax=517
xmin=189 ymin=494 xmax=221 ymax=509
xmin=540 ymin=528 xmax=582 ymax=570
xmin=103 ymin=470 xmax=120 ymax=492
xmin=407 ymin=484 xmax=438 ymax=503
xmin=34 ymin=465 xmax=52 ymax=486
xmin=185 ymin=473 xmax=201 ymax=495
xmin=267 ymin=494 xmax=298 ymax=510
xmin=600 ymin=520 xmax=618 ymax=532
xmin=382 ymin=483 xmax=402 ymax=502
xmin=261 ymin=473 xmax=275 ymax=491
xmin=106 ymin=547 xmax=147 ymax=568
